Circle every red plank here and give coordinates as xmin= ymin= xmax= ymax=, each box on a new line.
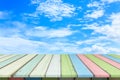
xmin=9 ymin=78 xmax=24 ymax=80
xmin=95 ymin=54 xmax=120 ymax=69
xmin=77 ymin=54 xmax=109 ymax=77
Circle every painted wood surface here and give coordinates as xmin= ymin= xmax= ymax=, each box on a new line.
xmin=109 ymin=54 xmax=120 ymax=59
xmin=0 ymin=54 xmax=36 ymax=77
xmin=0 ymin=54 xmax=120 ymax=78
xmin=78 ymin=54 xmax=109 ymax=77
xmin=61 ymin=54 xmax=77 ymax=77
xmin=0 ymin=78 xmax=8 ymax=80
xmin=69 ymin=54 xmax=93 ymax=77
xmin=95 ymin=54 xmax=120 ymax=69
xmin=14 ymin=54 xmax=44 ymax=77
xmin=102 ymin=54 xmax=120 ymax=63
xmin=75 ymin=78 xmax=91 ymax=80
xmin=30 ymin=55 xmax=52 ymax=77
xmin=42 ymin=78 xmax=58 ymax=80
xmin=0 ymin=54 xmax=17 ymax=63
xmin=25 ymin=78 xmax=41 ymax=80
xmin=46 ymin=55 xmax=60 ymax=77
xmin=0 ymin=54 xmax=25 ymax=68
xmin=86 ymin=54 xmax=120 ymax=77
xmin=9 ymin=78 xmax=24 ymax=80
xmin=92 ymin=78 xmax=108 ymax=80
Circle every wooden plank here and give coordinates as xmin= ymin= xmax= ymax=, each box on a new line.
xmin=109 ymin=78 xmax=120 ymax=80
xmin=59 ymin=78 xmax=74 ymax=80
xmin=30 ymin=54 xmax=52 ymax=77
xmin=77 ymin=54 xmax=109 ymax=77
xmin=109 ymin=54 xmax=120 ymax=59
xmin=69 ymin=54 xmax=93 ymax=77
xmin=75 ymin=78 xmax=91 ymax=80
xmin=86 ymin=54 xmax=120 ymax=77
xmin=102 ymin=54 xmax=120 ymax=64
xmin=92 ymin=78 xmax=107 ymax=80
xmin=0 ymin=54 xmax=17 ymax=63
xmin=0 ymin=78 xmax=8 ymax=80
xmin=46 ymin=54 xmax=60 ymax=77
xmin=42 ymin=78 xmax=58 ymax=80
xmin=0 ymin=55 xmax=10 ymax=59
xmin=25 ymin=78 xmax=41 ymax=80
xmin=0 ymin=54 xmax=36 ymax=77
xmin=95 ymin=54 xmax=120 ymax=69
xmin=14 ymin=54 xmax=44 ymax=77
xmin=9 ymin=78 xmax=24 ymax=80
xmin=0 ymin=54 xmax=25 ymax=68
xmin=61 ymin=54 xmax=77 ymax=77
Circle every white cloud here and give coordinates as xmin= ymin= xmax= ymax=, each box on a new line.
xmin=86 ymin=9 xmax=104 ymax=19
xmin=87 ymin=1 xmax=101 ymax=7
xmin=26 ymin=26 xmax=76 ymax=38
xmin=101 ymin=0 xmax=120 ymax=3
xmin=31 ymin=0 xmax=75 ymax=21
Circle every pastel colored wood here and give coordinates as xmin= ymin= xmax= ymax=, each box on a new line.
xmin=9 ymin=78 xmax=24 ymax=80
xmin=0 ymin=78 xmax=8 ymax=80
xmin=77 ymin=54 xmax=109 ymax=77
xmin=59 ymin=78 xmax=74 ymax=80
xmin=0 ymin=54 xmax=36 ymax=77
xmin=86 ymin=54 xmax=120 ymax=77
xmin=46 ymin=55 xmax=60 ymax=77
xmin=61 ymin=54 xmax=77 ymax=77
xmin=0 ymin=54 xmax=25 ymax=68
xmin=69 ymin=54 xmax=93 ymax=77
xmin=0 ymin=54 xmax=17 ymax=63
xmin=14 ymin=54 xmax=44 ymax=77
xmin=92 ymin=78 xmax=107 ymax=80
xmin=42 ymin=78 xmax=58 ymax=80
xmin=30 ymin=55 xmax=52 ymax=77
xmin=75 ymin=78 xmax=91 ymax=80
xmin=25 ymin=78 xmax=41 ymax=80
xmin=102 ymin=54 xmax=120 ymax=63
xmin=109 ymin=78 xmax=120 ymax=80
xmin=0 ymin=55 xmax=9 ymax=59
xmin=95 ymin=54 xmax=120 ymax=69
xmin=109 ymin=54 xmax=120 ymax=59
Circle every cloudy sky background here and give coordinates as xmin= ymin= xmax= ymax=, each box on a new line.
xmin=0 ymin=0 xmax=120 ymax=54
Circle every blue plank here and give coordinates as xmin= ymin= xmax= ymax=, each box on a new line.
xmin=69 ymin=54 xmax=93 ymax=77
xmin=102 ymin=54 xmax=120 ymax=63
xmin=25 ymin=78 xmax=41 ymax=80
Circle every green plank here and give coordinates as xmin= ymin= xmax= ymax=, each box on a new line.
xmin=14 ymin=54 xmax=44 ymax=77
xmin=75 ymin=78 xmax=91 ymax=80
xmin=61 ymin=54 xmax=77 ymax=77
xmin=109 ymin=54 xmax=120 ymax=59
xmin=42 ymin=78 xmax=58 ymax=80
xmin=85 ymin=54 xmax=120 ymax=77
xmin=0 ymin=54 xmax=26 ymax=68
xmin=92 ymin=78 xmax=107 ymax=80
xmin=109 ymin=78 xmax=120 ymax=80
xmin=0 ymin=78 xmax=8 ymax=80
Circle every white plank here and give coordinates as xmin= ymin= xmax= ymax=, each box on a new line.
xmin=30 ymin=54 xmax=52 ymax=77
xmin=0 ymin=55 xmax=9 ymax=59
xmin=0 ymin=54 xmax=16 ymax=63
xmin=0 ymin=54 xmax=36 ymax=77
xmin=46 ymin=54 xmax=60 ymax=77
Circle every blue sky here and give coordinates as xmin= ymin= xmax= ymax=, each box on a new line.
xmin=0 ymin=0 xmax=120 ymax=54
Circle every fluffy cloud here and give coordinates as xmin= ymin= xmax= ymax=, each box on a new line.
xmin=26 ymin=26 xmax=76 ymax=38
xmin=86 ymin=9 xmax=104 ymax=19
xmin=31 ymin=0 xmax=75 ymax=21
xmin=101 ymin=0 xmax=120 ymax=3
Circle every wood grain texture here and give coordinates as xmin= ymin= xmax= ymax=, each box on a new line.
xmin=46 ymin=55 xmax=60 ymax=77
xmin=0 ymin=54 xmax=36 ymax=77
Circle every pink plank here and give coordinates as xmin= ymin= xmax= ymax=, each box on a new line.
xmin=95 ymin=54 xmax=120 ymax=69
xmin=9 ymin=78 xmax=24 ymax=80
xmin=77 ymin=54 xmax=109 ymax=77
